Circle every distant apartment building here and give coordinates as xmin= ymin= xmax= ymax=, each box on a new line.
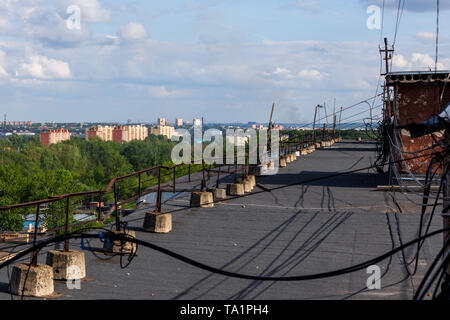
xmin=158 ymin=117 xmax=170 ymax=126
xmin=3 ymin=121 xmax=33 ymax=127
xmin=112 ymin=126 xmax=128 ymax=143
xmin=122 ymin=125 xmax=148 ymax=142
xmin=193 ymin=118 xmax=202 ymax=127
xmin=86 ymin=125 xmax=113 ymax=141
xmin=86 ymin=125 xmax=148 ymax=143
xmin=40 ymin=129 xmax=70 ymax=146
xmin=175 ymin=118 xmax=183 ymax=127
xmin=151 ymin=124 xmax=175 ymax=139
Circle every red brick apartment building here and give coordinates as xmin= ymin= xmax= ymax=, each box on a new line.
xmin=39 ymin=129 xmax=71 ymax=146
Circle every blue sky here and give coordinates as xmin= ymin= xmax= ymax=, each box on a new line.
xmin=0 ymin=0 xmax=449 ymax=124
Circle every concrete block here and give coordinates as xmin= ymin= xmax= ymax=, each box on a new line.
xmin=243 ymin=179 xmax=252 ymax=193
xmin=227 ymin=184 xmax=245 ymax=196
xmin=143 ymin=211 xmax=172 ymax=233
xmin=295 ymin=151 xmax=300 ymax=157
xmin=214 ymin=188 xmax=227 ymax=200
xmin=247 ymin=175 xmax=256 ymax=188
xmin=104 ymin=230 xmax=137 ymax=254
xmin=301 ymin=149 xmax=308 ymax=156
xmin=10 ymin=263 xmax=54 ymax=297
xmin=285 ymin=155 xmax=291 ymax=163
xmin=190 ymin=191 xmax=214 ymax=208
xmin=279 ymin=158 xmax=287 ymax=168
xmin=46 ymin=250 xmax=86 ymax=280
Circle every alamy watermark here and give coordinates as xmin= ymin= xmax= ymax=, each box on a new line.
xmin=366 ymin=5 xmax=381 ymax=30
xmin=66 ymin=265 xmax=82 ymax=290
xmin=171 ymin=128 xmax=281 ymax=175
xmin=366 ymin=265 xmax=381 ymax=290
xmin=66 ymin=5 xmax=81 ymax=30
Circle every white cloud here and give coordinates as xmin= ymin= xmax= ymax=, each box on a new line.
xmin=0 ymin=64 xmax=8 ymax=78
xmin=298 ymin=69 xmax=327 ymax=80
xmin=119 ymin=22 xmax=148 ymax=41
xmin=0 ymin=35 xmax=383 ymax=121
xmin=392 ymin=54 xmax=409 ymax=68
xmin=411 ymin=53 xmax=435 ymax=68
xmin=147 ymin=85 xmax=189 ymax=98
xmin=16 ymin=55 xmax=72 ymax=79
xmin=273 ymin=67 xmax=291 ymax=74
xmin=0 ymin=50 xmax=8 ymax=77
xmin=0 ymin=0 xmax=104 ymax=47
xmin=411 ymin=53 xmax=445 ymax=70
xmin=0 ymin=16 xmax=14 ymax=34
xmin=416 ymin=32 xmax=437 ymax=42
xmin=391 ymin=52 xmax=446 ymax=71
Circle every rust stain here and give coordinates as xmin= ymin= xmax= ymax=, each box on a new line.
xmin=394 ymin=82 xmax=449 ymax=174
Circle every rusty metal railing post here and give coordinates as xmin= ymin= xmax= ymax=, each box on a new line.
xmin=322 ymin=123 xmax=326 ymax=143
xmin=138 ymin=173 xmax=141 ymax=199
xmin=188 ymin=164 xmax=191 ymax=182
xmin=173 ymin=166 xmax=176 ymax=193
xmin=156 ymin=167 xmax=162 ymax=213
xmin=30 ymin=203 xmax=40 ymax=266
xmin=64 ymin=197 xmax=70 ymax=252
xmin=113 ymin=182 xmax=120 ymax=231
xmin=201 ymin=159 xmax=206 ymax=191
xmin=216 ymin=165 xmax=221 ymax=188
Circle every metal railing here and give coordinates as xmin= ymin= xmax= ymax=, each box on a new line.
xmin=0 ymin=130 xmax=342 ymax=266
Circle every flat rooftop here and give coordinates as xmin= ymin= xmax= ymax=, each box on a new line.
xmin=0 ymin=141 xmax=442 ymax=300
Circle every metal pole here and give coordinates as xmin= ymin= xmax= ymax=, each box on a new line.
xmin=138 ymin=173 xmax=141 ymax=198
xmin=322 ymin=123 xmax=326 ymax=142
xmin=156 ymin=167 xmax=162 ymax=212
xmin=173 ymin=167 xmax=176 ymax=193
xmin=201 ymin=117 xmax=206 ymax=191
xmin=216 ymin=165 xmax=221 ymax=189
xmin=313 ymin=105 xmax=318 ymax=144
xmin=64 ymin=197 xmax=70 ymax=252
xmin=30 ymin=204 xmax=40 ymax=266
xmin=114 ymin=182 xmax=120 ymax=231
xmin=201 ymin=160 xmax=205 ymax=191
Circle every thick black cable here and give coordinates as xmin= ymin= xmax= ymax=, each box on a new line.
xmin=414 ymin=237 xmax=450 ymax=300
xmin=2 ymin=226 xmax=450 ymax=284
